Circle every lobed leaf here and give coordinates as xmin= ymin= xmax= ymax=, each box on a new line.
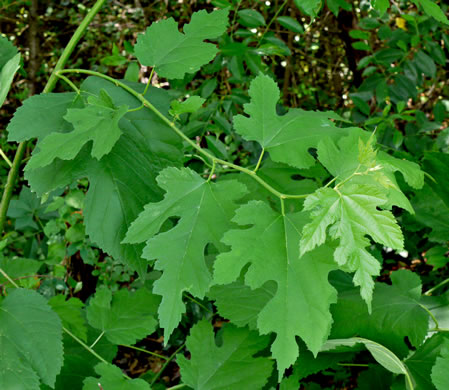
xmin=233 ymin=74 xmax=348 ymax=169
xmin=125 ymin=167 xmax=246 ymax=340
xmin=178 ymin=320 xmax=273 ymax=390
xmin=134 ymin=9 xmax=229 ymax=79
xmin=214 ymin=201 xmax=338 ymax=379
xmin=86 ymin=286 xmax=159 ymax=345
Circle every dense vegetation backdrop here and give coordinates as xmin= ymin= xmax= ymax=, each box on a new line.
xmin=1 ymin=0 xmax=449 ymax=389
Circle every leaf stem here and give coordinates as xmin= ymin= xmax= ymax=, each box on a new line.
xmin=55 ymin=73 xmax=80 ymax=94
xmin=254 ymin=148 xmax=265 ymax=172
xmin=89 ymin=330 xmax=104 ymax=349
xmin=0 ymin=266 xmax=19 ymax=288
xmin=62 ymin=326 xmax=113 ymax=367
xmin=167 ymin=384 xmax=187 ymax=390
xmin=207 ymin=159 xmax=216 ymax=182
xmin=418 ymin=303 xmax=439 ymax=329
xmin=0 ymin=0 xmax=107 ymax=235
xmin=142 ymin=67 xmax=155 ymax=96
xmin=257 ymin=0 xmax=288 ymax=48
xmin=150 ymin=343 xmax=185 ymax=386
xmin=119 ymin=344 xmax=168 ymax=360
xmin=424 ymin=277 xmax=449 ymax=296
xmin=0 ymin=147 xmax=12 ymax=167
xmin=56 ymin=69 xmax=311 ymax=205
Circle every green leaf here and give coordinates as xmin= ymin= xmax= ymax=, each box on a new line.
xmin=134 ymin=9 xmax=229 ymax=79
xmin=234 ymin=74 xmax=347 ymax=169
xmin=6 ymin=186 xmax=56 ymax=230
xmin=0 ymin=53 xmax=20 ymax=107
xmin=22 ymin=78 xmax=183 ymax=275
xmin=372 ymin=0 xmax=390 ymax=15
xmin=414 ymin=50 xmax=436 ymax=77
xmin=169 ymin=95 xmax=206 ymax=116
xmin=49 ymin=295 xmax=87 ymax=342
xmin=293 ymin=0 xmax=323 ymax=18
xmin=214 ymin=201 xmax=338 ymax=379
xmin=431 ymin=339 xmax=449 ymax=390
xmin=27 ymin=90 xmax=128 ymax=169
xmin=0 ymin=255 xmax=41 ymax=288
xmin=321 ymin=337 xmax=413 ymax=387
xmin=52 ymin=327 xmax=117 ymax=390
xmin=208 ymin=279 xmax=275 ymax=329
xmin=301 ymin=184 xmax=403 ymax=308
xmin=125 ymin=167 xmax=246 ymax=340
xmin=412 ymin=185 xmax=449 ymax=243
xmin=86 ymin=286 xmax=159 ymax=345
xmin=331 ymin=274 xmax=429 ymax=356
xmin=238 ymin=9 xmax=266 ymax=27
xmin=83 ymin=363 xmax=150 ymax=390
xmin=7 ymin=92 xmax=81 ymax=143
xmin=0 ymin=35 xmax=20 ymax=107
xmin=276 ymin=16 xmax=304 ymax=34
xmin=413 ymin=0 xmax=449 ymax=24
xmin=0 ymin=288 xmax=63 ymax=389
xmin=178 ymin=320 xmax=273 ymax=390
xmin=406 ymin=334 xmax=449 ymax=389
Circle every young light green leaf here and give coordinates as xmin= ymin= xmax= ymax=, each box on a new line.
xmin=0 ymin=35 xmax=20 ymax=107
xmin=125 ymin=167 xmax=246 ymax=340
xmin=300 ymin=184 xmax=404 ymax=308
xmin=169 ymin=95 xmax=206 ymax=116
xmin=86 ymin=286 xmax=159 ymax=345
xmin=178 ymin=320 xmax=273 ymax=390
xmin=83 ymin=363 xmax=150 ymax=390
xmin=214 ymin=201 xmax=338 ymax=379
xmin=135 ymin=9 xmax=229 ymax=79
xmin=26 ymin=90 xmax=128 ymax=170
xmin=233 ymin=74 xmax=347 ymax=169
xmin=317 ymin=131 xmax=423 ymax=213
xmin=0 ymin=289 xmax=63 ymax=389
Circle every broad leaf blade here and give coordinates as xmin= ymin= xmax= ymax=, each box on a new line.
xmin=83 ymin=363 xmax=150 ymax=390
xmin=86 ymin=286 xmax=159 ymax=345
xmin=125 ymin=167 xmax=246 ymax=340
xmin=178 ymin=320 xmax=273 ymax=390
xmin=233 ymin=74 xmax=347 ymax=169
xmin=135 ymin=9 xmax=229 ymax=79
xmin=214 ymin=201 xmax=338 ymax=378
xmin=0 ymin=289 xmax=63 ymax=389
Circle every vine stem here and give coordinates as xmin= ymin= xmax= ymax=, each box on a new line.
xmin=119 ymin=344 xmax=168 ymax=360
xmin=57 ymin=69 xmax=311 ymax=208
xmin=256 ymin=0 xmax=288 ymax=48
xmin=0 ymin=0 xmax=107 ymax=235
xmin=0 ymin=266 xmax=19 ymax=288
xmin=150 ymin=343 xmax=185 ymax=386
